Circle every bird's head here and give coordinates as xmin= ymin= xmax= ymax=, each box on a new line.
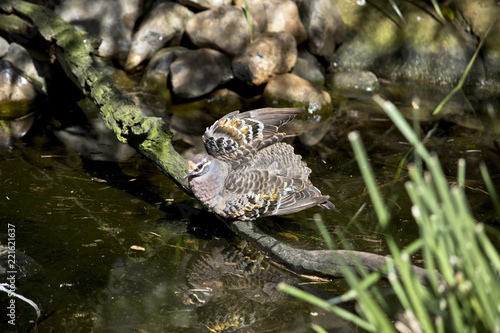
xmin=184 ymin=154 xmax=214 ymax=179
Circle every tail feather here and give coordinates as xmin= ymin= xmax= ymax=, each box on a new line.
xmin=240 ymin=108 xmax=304 ymax=128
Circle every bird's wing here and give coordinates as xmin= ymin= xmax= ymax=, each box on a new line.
xmin=223 ymin=169 xmax=333 ymax=220
xmin=203 ymin=108 xmax=303 ymax=168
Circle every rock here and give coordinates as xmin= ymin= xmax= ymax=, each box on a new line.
xmin=56 ymin=0 xmax=142 ymax=66
xmin=171 ymin=108 xmax=215 ymax=149
xmin=172 ymin=88 xmax=244 ymax=121
xmin=170 ymin=48 xmax=234 ymax=99
xmin=264 ymin=0 xmax=307 ymax=44
xmin=201 ymin=89 xmax=245 ymax=119
xmin=139 ymin=47 xmax=189 ymax=110
xmin=170 ymin=89 xmax=245 ymax=147
xmin=261 ymin=0 xmax=307 ymax=44
xmin=234 ymin=0 xmax=307 ymax=44
xmin=233 ymin=0 xmax=268 ymax=33
xmin=0 ymin=115 xmax=36 ymax=151
xmin=185 ymin=6 xmax=259 ymax=57
xmin=329 ymin=70 xmax=379 ymax=96
xmin=0 ymin=60 xmax=38 ymax=118
xmin=291 ymin=49 xmax=325 ymax=89
xmin=333 ymin=1 xmax=481 ymax=85
xmin=332 ymin=8 xmax=402 ymax=71
xmin=125 ymin=2 xmax=193 ymax=70
xmin=263 ymin=72 xmax=333 ymax=146
xmin=299 ymin=0 xmax=345 ymax=59
xmin=0 ymin=36 xmax=8 ymax=58
xmin=454 ymin=0 xmax=500 ymax=81
xmin=395 ymin=7 xmax=482 ymax=84
xmin=177 ymin=0 xmax=231 ymax=10
xmin=0 ymin=58 xmax=39 ymax=149
xmin=453 ymin=0 xmax=499 ymax=38
xmin=3 ymin=43 xmax=46 ymax=94
xmin=140 ymin=47 xmax=188 ymax=90
xmin=232 ymin=31 xmax=297 ymax=86
xmin=263 ymin=73 xmax=333 ymax=117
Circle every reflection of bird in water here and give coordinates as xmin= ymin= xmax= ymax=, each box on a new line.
xmin=184 ymin=108 xmax=336 ymax=221
xmin=183 ymin=240 xmax=297 ymax=332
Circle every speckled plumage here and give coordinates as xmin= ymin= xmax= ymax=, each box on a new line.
xmin=185 ymin=108 xmax=335 ymax=221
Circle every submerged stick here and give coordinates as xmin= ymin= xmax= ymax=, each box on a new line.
xmin=229 ymin=221 xmax=436 ymax=284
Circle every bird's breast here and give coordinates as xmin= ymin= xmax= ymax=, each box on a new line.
xmin=189 ymin=173 xmax=225 ymax=213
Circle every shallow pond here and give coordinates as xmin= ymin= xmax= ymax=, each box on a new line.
xmin=1 ymin=82 xmax=499 ymax=333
